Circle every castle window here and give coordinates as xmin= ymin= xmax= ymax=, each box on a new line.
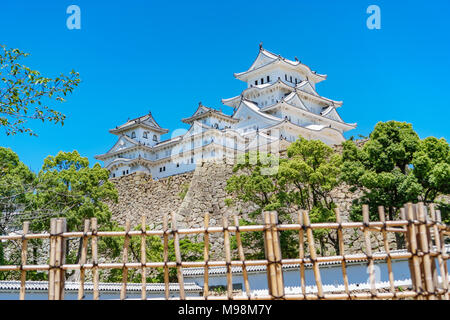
xmin=112 ymin=173 xmax=115 ymax=178
xmin=126 ymin=170 xmax=129 ymax=174
xmin=163 ymin=166 xmax=166 ymax=171
xmin=131 ymin=131 xmax=136 ymax=139
xmin=143 ymin=132 xmax=148 ymax=139
xmin=255 ymin=80 xmax=258 ymax=85
xmin=290 ymin=76 xmax=292 ymax=82
xmin=191 ymin=157 xmax=194 ymax=164
xmin=267 ymin=76 xmax=270 ymax=82
xmin=122 ymin=170 xmax=125 ymax=175
xmin=177 ymin=163 xmax=180 ymax=168
xmin=260 ymin=78 xmax=264 ymax=84
xmin=159 ymin=167 xmax=162 ymax=172
xmin=153 ymin=135 xmax=158 ymax=142
xmin=285 ymin=74 xmax=287 ymax=81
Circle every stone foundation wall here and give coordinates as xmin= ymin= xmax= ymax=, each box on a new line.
xmin=107 ymin=159 xmax=402 ymax=259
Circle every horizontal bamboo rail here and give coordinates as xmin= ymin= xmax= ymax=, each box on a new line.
xmin=0 ymin=202 xmax=448 ymax=300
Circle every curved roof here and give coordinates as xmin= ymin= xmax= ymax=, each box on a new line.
xmin=109 ymin=112 xmax=169 ymax=135
xmin=181 ymin=103 xmax=238 ymax=124
xmin=260 ymin=93 xmax=356 ymax=131
xmin=234 ymin=47 xmax=327 ymax=83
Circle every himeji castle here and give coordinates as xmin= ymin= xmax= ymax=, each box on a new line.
xmin=95 ymin=45 xmax=356 ymax=179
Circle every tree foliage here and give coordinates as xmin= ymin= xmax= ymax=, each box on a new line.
xmin=226 ymin=137 xmax=342 ymax=257
xmin=341 ymin=121 xmax=450 ymax=221
xmin=0 ymin=44 xmax=81 ymax=136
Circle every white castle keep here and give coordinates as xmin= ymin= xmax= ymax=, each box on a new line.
xmin=95 ymin=45 xmax=356 ymax=179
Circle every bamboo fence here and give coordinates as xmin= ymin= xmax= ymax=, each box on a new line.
xmin=0 ymin=202 xmax=449 ymax=300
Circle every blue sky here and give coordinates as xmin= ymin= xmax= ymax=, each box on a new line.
xmin=1 ymin=0 xmax=449 ymax=172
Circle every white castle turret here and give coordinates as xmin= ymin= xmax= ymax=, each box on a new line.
xmin=95 ymin=45 xmax=356 ymax=179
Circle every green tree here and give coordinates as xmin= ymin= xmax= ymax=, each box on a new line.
xmin=32 ymin=151 xmax=118 ymax=272
xmin=0 ymin=44 xmax=81 ymax=136
xmin=0 ymin=147 xmax=35 ymax=234
xmin=226 ymin=137 xmax=342 ymax=257
xmin=341 ymin=121 xmax=450 ymax=223
xmin=280 ymin=137 xmax=342 ymax=254
xmin=0 ymin=147 xmax=36 ymax=280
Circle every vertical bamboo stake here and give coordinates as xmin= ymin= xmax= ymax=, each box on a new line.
xmin=436 ymin=209 xmax=449 ymax=299
xmin=78 ymin=219 xmax=90 ymax=300
xmin=234 ymin=215 xmax=250 ymax=298
xmin=91 ymin=218 xmax=99 ymax=300
xmin=378 ymin=206 xmax=395 ymax=297
xmin=402 ymin=206 xmax=417 ymax=292
xmin=54 ymin=219 xmax=63 ymax=300
xmin=302 ymin=210 xmax=323 ymax=299
xmin=171 ymin=213 xmax=185 ymax=300
xmin=406 ymin=203 xmax=423 ymax=299
xmin=334 ymin=208 xmax=350 ymax=299
xmin=203 ymin=213 xmax=210 ymax=298
xmin=270 ymin=211 xmax=284 ymax=298
xmin=362 ymin=205 xmax=376 ymax=298
xmin=424 ymin=205 xmax=439 ymax=294
xmin=417 ymin=203 xmax=436 ymax=300
xmin=60 ymin=219 xmax=67 ymax=300
xmin=141 ymin=215 xmax=147 ymax=300
xmin=430 ymin=204 xmax=448 ymax=300
xmin=163 ymin=213 xmax=170 ymax=300
xmin=120 ymin=220 xmax=131 ymax=300
xmin=264 ymin=212 xmax=278 ymax=298
xmin=48 ymin=218 xmax=57 ymax=300
xmin=19 ymin=221 xmax=29 ymax=300
xmin=298 ymin=211 xmax=306 ymax=298
xmin=223 ymin=216 xmax=233 ymax=299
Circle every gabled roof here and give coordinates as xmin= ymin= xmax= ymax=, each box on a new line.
xmin=296 ymin=80 xmax=319 ymax=96
xmin=222 ymin=78 xmax=295 ymax=108
xmin=109 ymin=112 xmax=169 ymax=135
xmin=232 ymin=98 xmax=283 ymax=125
xmin=260 ymin=94 xmax=356 ymax=132
xmin=181 ymin=103 xmax=238 ymax=124
xmin=95 ymin=135 xmax=141 ymax=160
xmin=234 ymin=46 xmax=327 ymax=84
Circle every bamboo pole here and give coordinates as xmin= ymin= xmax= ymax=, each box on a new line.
xmin=120 ymin=220 xmax=131 ymax=300
xmin=377 ymin=206 xmax=395 ymax=298
xmin=424 ymin=205 xmax=439 ymax=295
xmin=141 ymin=215 xmax=147 ymax=300
xmin=91 ymin=218 xmax=99 ymax=300
xmin=429 ymin=204 xmax=448 ymax=300
xmin=163 ymin=213 xmax=170 ymax=299
xmin=417 ymin=203 xmax=436 ymax=300
xmin=270 ymin=211 xmax=284 ymax=299
xmin=264 ymin=212 xmax=278 ymax=298
xmin=406 ymin=203 xmax=423 ymax=299
xmin=335 ymin=208 xmax=350 ymax=299
xmin=438 ymin=210 xmax=450 ymax=299
xmin=19 ymin=221 xmax=29 ymax=300
xmin=302 ymin=210 xmax=324 ymax=299
xmin=60 ymin=219 xmax=67 ymax=300
xmin=203 ymin=213 xmax=210 ymax=299
xmin=297 ymin=211 xmax=306 ymax=298
xmin=171 ymin=213 xmax=185 ymax=300
xmin=2 ymin=219 xmax=448 ymax=241
xmin=48 ymin=218 xmax=57 ymax=300
xmin=54 ymin=219 xmax=64 ymax=300
xmin=78 ymin=219 xmax=90 ymax=300
xmin=223 ymin=216 xmax=233 ymax=299
xmin=234 ymin=215 xmax=250 ymax=298
xmin=362 ymin=205 xmax=377 ymax=298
